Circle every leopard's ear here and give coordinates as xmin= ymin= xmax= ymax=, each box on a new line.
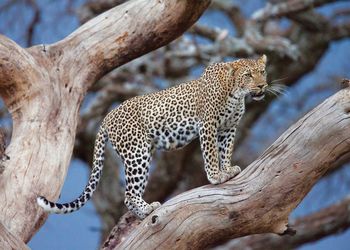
xmin=224 ymin=63 xmax=237 ymax=76
xmin=228 ymin=66 xmax=235 ymax=76
xmin=258 ymin=54 xmax=267 ymax=64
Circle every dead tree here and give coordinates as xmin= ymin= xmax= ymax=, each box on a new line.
xmin=0 ymin=0 xmax=210 ymax=248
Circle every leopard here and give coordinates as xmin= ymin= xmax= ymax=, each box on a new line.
xmin=37 ymin=55 xmax=268 ymax=219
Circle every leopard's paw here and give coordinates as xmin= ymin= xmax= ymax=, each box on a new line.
xmin=143 ymin=201 xmax=161 ymax=217
xmin=208 ymin=171 xmax=232 ymax=185
xmin=222 ymin=165 xmax=241 ymax=179
xmin=150 ymin=201 xmax=161 ymax=210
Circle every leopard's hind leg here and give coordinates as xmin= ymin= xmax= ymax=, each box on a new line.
xmin=110 ymin=133 xmax=160 ymax=219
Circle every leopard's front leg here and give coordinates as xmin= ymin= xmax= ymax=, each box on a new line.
xmin=199 ymin=121 xmax=234 ymax=184
xmin=218 ymin=127 xmax=241 ymax=179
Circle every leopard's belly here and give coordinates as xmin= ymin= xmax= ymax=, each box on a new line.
xmin=150 ymin=117 xmax=199 ymax=150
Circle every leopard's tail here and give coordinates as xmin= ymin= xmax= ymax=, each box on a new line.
xmin=37 ymin=126 xmax=108 ymax=214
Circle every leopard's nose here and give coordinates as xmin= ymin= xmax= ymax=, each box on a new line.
xmin=257 ymin=83 xmax=267 ymax=90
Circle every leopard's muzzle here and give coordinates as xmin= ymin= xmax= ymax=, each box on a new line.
xmin=251 ymin=91 xmax=265 ymax=101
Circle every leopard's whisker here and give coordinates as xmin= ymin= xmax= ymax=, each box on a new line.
xmin=266 ymin=88 xmax=279 ymax=97
xmin=271 ymin=83 xmax=288 ymax=92
xmin=270 ymin=87 xmax=285 ymax=96
xmin=266 ymin=83 xmax=288 ymax=97
xmin=270 ymin=77 xmax=288 ymax=83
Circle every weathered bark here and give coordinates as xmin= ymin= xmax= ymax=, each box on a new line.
xmin=0 ymin=0 xmax=210 ymax=245
xmin=0 ymin=223 xmax=29 ymax=250
xmin=104 ymin=88 xmax=350 ymax=249
xmin=218 ymin=196 xmax=350 ymax=250
xmin=102 ymin=212 xmax=141 ymax=250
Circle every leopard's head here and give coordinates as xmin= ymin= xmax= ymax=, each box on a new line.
xmin=228 ymin=55 xmax=268 ymax=100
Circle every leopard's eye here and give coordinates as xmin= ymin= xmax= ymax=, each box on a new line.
xmin=260 ymin=70 xmax=266 ymax=75
xmin=244 ymin=72 xmax=252 ymax=77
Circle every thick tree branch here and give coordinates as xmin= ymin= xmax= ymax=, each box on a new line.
xmin=48 ymin=0 xmax=211 ymax=89
xmin=104 ymin=88 xmax=350 ymax=249
xmin=221 ymin=196 xmax=350 ymax=250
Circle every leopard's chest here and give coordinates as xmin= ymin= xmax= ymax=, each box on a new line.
xmin=218 ymin=94 xmax=245 ymax=130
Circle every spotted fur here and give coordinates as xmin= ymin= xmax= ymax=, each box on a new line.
xmin=37 ymin=55 xmax=268 ymax=219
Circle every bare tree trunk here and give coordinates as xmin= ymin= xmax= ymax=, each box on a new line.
xmin=0 ymin=0 xmax=210 ymax=246
xmin=103 ymin=87 xmax=350 ymax=249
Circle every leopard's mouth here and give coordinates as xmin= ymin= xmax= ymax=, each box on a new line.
xmin=251 ymin=92 xmax=265 ymax=101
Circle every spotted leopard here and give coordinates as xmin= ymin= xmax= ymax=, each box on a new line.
xmin=37 ymin=55 xmax=268 ymax=219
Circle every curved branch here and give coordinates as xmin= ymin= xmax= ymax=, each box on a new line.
xmin=104 ymin=88 xmax=350 ymax=249
xmin=48 ymin=0 xmax=211 ymax=89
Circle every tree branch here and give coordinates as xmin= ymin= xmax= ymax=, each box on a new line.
xmin=330 ymin=21 xmax=350 ymax=41
xmin=25 ymin=0 xmax=41 ymax=47
xmin=48 ymin=0 xmax=211 ymax=89
xmin=0 ymin=35 xmax=41 ymax=109
xmin=252 ymin=0 xmax=338 ymax=22
xmin=220 ymin=196 xmax=350 ymax=250
xmin=211 ymin=0 xmax=246 ymax=36
xmin=104 ymin=87 xmax=350 ymax=249
xmin=77 ymin=0 xmax=128 ymax=23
